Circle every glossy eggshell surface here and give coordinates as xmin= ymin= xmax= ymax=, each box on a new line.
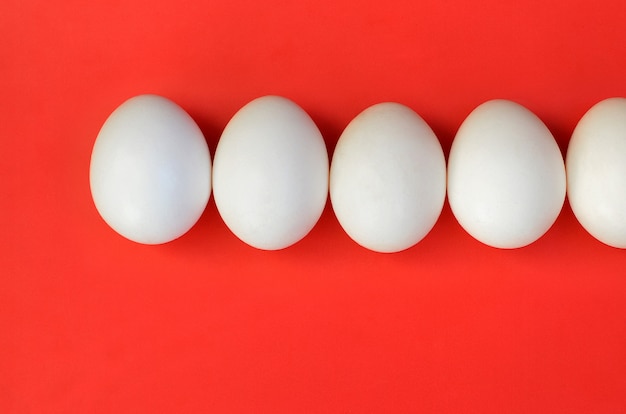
xmin=212 ymin=96 xmax=329 ymax=250
xmin=89 ymin=94 xmax=211 ymax=244
xmin=330 ymin=103 xmax=446 ymax=253
xmin=566 ymin=97 xmax=626 ymax=248
xmin=447 ymin=99 xmax=566 ymax=249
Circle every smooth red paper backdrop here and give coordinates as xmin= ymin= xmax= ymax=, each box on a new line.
xmin=2 ymin=0 xmax=626 ymax=412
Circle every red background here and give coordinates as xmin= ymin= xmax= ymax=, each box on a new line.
xmin=2 ymin=0 xmax=626 ymax=412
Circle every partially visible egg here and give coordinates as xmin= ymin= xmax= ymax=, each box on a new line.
xmin=90 ymin=94 xmax=211 ymax=244
xmin=447 ymin=100 xmax=565 ymax=248
xmin=212 ymin=96 xmax=329 ymax=250
xmin=330 ymin=103 xmax=446 ymax=253
xmin=566 ymin=97 xmax=626 ymax=248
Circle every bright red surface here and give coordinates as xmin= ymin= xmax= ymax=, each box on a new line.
xmin=2 ymin=0 xmax=626 ymax=412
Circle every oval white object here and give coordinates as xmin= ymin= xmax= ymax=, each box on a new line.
xmin=213 ymin=96 xmax=329 ymax=250
xmin=330 ymin=103 xmax=446 ymax=253
xmin=566 ymin=97 xmax=626 ymax=248
xmin=447 ymin=99 xmax=566 ymax=249
xmin=90 ymin=94 xmax=211 ymax=244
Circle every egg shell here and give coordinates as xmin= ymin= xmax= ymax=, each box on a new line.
xmin=212 ymin=96 xmax=329 ymax=250
xmin=566 ymin=97 xmax=626 ymax=248
xmin=330 ymin=102 xmax=446 ymax=253
xmin=447 ymin=99 xmax=566 ymax=249
xmin=89 ymin=94 xmax=211 ymax=244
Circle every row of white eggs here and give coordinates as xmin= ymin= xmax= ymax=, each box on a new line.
xmin=89 ymin=95 xmax=626 ymax=251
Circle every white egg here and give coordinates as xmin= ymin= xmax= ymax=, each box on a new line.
xmin=212 ymin=96 xmax=329 ymax=250
xmin=329 ymin=103 xmax=446 ymax=253
xmin=447 ymin=99 xmax=566 ymax=248
xmin=566 ymin=97 xmax=626 ymax=248
xmin=90 ymin=94 xmax=211 ymax=244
